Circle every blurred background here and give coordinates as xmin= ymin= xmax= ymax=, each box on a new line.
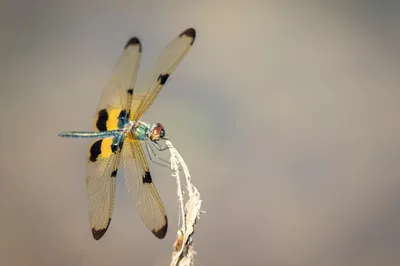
xmin=1 ymin=1 xmax=399 ymax=265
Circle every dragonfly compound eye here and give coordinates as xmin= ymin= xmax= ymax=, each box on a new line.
xmin=150 ymin=123 xmax=165 ymax=141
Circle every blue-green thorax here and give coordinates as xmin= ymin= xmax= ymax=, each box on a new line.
xmin=131 ymin=121 xmax=166 ymax=141
xmin=132 ymin=121 xmax=151 ymax=141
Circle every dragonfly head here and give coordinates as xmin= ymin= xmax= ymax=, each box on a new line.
xmin=149 ymin=123 xmax=166 ymax=141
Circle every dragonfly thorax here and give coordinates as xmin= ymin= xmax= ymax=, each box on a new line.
xmin=130 ymin=121 xmax=165 ymax=141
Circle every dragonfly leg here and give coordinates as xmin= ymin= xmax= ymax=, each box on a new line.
xmin=145 ymin=142 xmax=171 ymax=169
xmin=151 ymin=140 xmax=171 ymax=151
xmin=150 ymin=141 xmax=183 ymax=172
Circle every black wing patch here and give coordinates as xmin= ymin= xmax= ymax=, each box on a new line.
xmin=142 ymin=171 xmax=153 ymax=184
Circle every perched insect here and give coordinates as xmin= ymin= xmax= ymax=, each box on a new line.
xmin=59 ymin=28 xmax=196 ymax=240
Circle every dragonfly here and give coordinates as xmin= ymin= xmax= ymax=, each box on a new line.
xmin=59 ymin=28 xmax=196 ymax=240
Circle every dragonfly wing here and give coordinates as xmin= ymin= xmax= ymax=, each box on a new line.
xmin=94 ymin=37 xmax=141 ymax=131
xmin=122 ymin=137 xmax=167 ymax=239
xmin=86 ymin=137 xmax=122 ymax=240
xmin=130 ymin=28 xmax=196 ymax=121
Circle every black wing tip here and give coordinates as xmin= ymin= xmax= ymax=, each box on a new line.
xmin=124 ymin=37 xmax=142 ymax=51
xmin=92 ymin=218 xmax=111 ymax=240
xmin=152 ymin=216 xmax=168 ymax=239
xmin=180 ymin=28 xmax=196 ymax=45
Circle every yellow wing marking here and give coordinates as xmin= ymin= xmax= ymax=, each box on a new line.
xmin=100 ymin=138 xmax=114 ymax=159
xmin=106 ymin=109 xmax=122 ymax=131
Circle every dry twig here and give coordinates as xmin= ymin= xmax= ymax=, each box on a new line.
xmin=166 ymin=140 xmax=203 ymax=266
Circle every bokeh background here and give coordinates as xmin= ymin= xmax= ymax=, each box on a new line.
xmin=1 ymin=1 xmax=399 ymax=265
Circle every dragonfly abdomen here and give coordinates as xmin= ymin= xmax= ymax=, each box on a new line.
xmin=58 ymin=130 xmax=121 ymax=138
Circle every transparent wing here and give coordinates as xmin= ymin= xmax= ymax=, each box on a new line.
xmin=86 ymin=137 xmax=122 ymax=240
xmin=95 ymin=36 xmax=142 ymax=114
xmin=122 ymin=136 xmax=168 ymax=239
xmin=130 ymin=28 xmax=196 ymax=121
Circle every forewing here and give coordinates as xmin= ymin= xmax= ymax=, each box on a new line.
xmin=96 ymin=37 xmax=142 ymax=114
xmin=122 ymin=137 xmax=168 ymax=239
xmin=130 ymin=28 xmax=196 ymax=120
xmin=87 ymin=137 xmax=122 ymax=240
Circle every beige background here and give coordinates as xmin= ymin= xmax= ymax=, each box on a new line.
xmin=1 ymin=1 xmax=399 ymax=265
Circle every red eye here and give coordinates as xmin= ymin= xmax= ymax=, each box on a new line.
xmin=153 ymin=127 xmax=161 ymax=136
xmin=150 ymin=123 xmax=165 ymax=141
